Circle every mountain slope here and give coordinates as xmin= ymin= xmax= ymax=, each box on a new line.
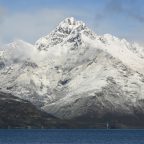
xmin=0 ymin=17 xmax=144 ymax=126
xmin=42 ymin=49 xmax=144 ymax=119
xmin=0 ymin=91 xmax=65 ymax=128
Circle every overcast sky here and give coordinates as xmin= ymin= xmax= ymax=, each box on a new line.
xmin=0 ymin=0 xmax=144 ymax=45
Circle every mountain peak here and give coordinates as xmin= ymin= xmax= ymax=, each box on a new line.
xmin=56 ymin=17 xmax=86 ymax=34
xmin=59 ymin=17 xmax=85 ymax=26
xmin=35 ymin=17 xmax=87 ymax=50
xmin=62 ymin=17 xmax=76 ymax=25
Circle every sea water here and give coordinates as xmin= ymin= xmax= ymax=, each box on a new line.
xmin=0 ymin=129 xmax=144 ymax=144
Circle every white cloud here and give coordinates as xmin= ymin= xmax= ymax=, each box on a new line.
xmin=0 ymin=8 xmax=92 ymax=44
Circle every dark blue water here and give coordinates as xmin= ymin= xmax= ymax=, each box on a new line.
xmin=0 ymin=129 xmax=144 ymax=144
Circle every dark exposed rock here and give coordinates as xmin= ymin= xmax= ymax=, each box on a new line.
xmin=0 ymin=92 xmax=70 ymax=129
xmin=0 ymin=61 xmax=5 ymax=69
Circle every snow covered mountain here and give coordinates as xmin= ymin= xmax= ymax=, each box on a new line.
xmin=1 ymin=17 xmax=144 ymax=124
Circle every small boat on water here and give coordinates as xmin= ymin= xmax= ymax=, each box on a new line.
xmin=106 ymin=122 xmax=109 ymax=129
